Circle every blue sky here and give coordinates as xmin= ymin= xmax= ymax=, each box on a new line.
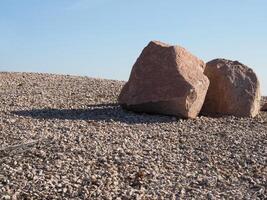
xmin=0 ymin=0 xmax=266 ymax=94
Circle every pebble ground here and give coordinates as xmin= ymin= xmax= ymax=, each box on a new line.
xmin=0 ymin=72 xmax=266 ymax=199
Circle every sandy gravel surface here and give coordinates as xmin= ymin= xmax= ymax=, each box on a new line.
xmin=0 ymin=72 xmax=266 ymax=199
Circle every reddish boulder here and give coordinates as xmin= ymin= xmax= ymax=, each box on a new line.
xmin=118 ymin=41 xmax=209 ymax=118
xmin=201 ymin=59 xmax=261 ymax=117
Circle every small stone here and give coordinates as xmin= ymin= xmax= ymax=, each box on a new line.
xmin=2 ymin=195 xmax=11 ymax=200
xmin=261 ymin=103 xmax=267 ymax=111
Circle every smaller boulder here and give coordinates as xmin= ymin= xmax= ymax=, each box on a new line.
xmin=201 ymin=59 xmax=261 ymax=117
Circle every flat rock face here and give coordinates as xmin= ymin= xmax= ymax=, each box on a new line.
xmin=261 ymin=103 xmax=267 ymax=111
xmin=201 ymin=59 xmax=261 ymax=117
xmin=118 ymin=41 xmax=209 ymax=118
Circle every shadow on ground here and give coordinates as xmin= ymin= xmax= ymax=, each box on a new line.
xmin=11 ymin=103 xmax=176 ymax=124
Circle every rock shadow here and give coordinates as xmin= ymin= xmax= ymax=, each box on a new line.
xmin=11 ymin=103 xmax=176 ymax=124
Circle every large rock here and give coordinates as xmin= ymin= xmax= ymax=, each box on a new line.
xmin=118 ymin=41 xmax=210 ymax=118
xmin=201 ymin=59 xmax=261 ymax=117
xmin=261 ymin=103 xmax=267 ymax=111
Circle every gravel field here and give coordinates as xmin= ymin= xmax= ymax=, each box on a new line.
xmin=0 ymin=72 xmax=266 ymax=199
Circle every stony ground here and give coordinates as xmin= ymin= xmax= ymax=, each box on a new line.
xmin=0 ymin=72 xmax=266 ymax=200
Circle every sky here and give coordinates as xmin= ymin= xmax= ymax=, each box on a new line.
xmin=0 ymin=0 xmax=266 ymax=95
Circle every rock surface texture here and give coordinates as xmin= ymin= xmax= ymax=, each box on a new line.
xmin=118 ymin=41 xmax=209 ymax=118
xmin=261 ymin=103 xmax=267 ymax=111
xmin=201 ymin=59 xmax=261 ymax=117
